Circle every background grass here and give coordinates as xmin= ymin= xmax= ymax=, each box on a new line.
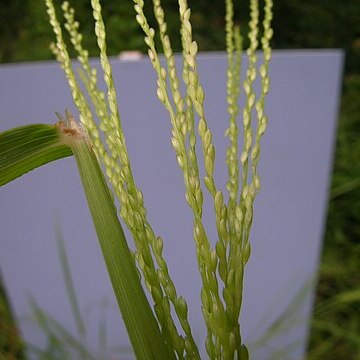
xmin=307 ymin=74 xmax=360 ymax=359
xmin=1 ymin=1 xmax=359 ymax=358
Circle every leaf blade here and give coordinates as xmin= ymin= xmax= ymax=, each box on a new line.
xmin=70 ymin=137 xmax=175 ymax=360
xmin=0 ymin=124 xmax=73 ymax=186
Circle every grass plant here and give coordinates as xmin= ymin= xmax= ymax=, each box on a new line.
xmin=0 ymin=0 xmax=273 ymax=358
xmin=1 ymin=2 xmax=358 ymax=359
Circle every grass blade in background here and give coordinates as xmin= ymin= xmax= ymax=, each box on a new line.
xmin=0 ymin=124 xmax=72 ymax=186
xmin=28 ymin=297 xmax=96 ymax=360
xmin=55 ymin=225 xmax=86 ymax=346
xmin=0 ymin=271 xmax=25 ymax=359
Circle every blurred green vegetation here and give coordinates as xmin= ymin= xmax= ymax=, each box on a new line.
xmin=307 ymin=74 xmax=360 ymax=359
xmin=1 ymin=0 xmax=359 ymax=72
xmin=0 ymin=273 xmax=25 ymax=359
xmin=1 ymin=0 xmax=359 ymax=359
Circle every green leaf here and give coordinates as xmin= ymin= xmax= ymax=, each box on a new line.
xmin=0 ymin=124 xmax=73 ymax=186
xmin=68 ymin=129 xmax=174 ymax=360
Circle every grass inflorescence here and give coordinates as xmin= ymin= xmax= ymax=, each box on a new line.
xmin=44 ymin=0 xmax=273 ymax=358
